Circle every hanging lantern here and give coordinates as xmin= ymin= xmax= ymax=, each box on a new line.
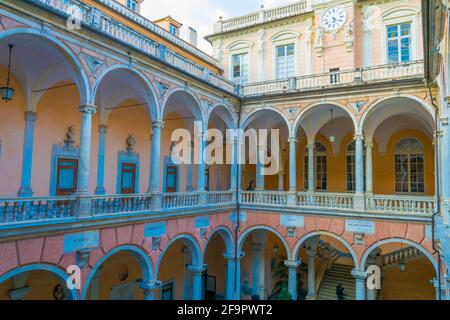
xmin=0 ymin=44 xmax=14 ymax=103
xmin=398 ymin=244 xmax=407 ymax=272
xmin=329 ymin=109 xmax=335 ymax=143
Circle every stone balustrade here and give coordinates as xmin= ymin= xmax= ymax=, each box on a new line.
xmin=214 ymin=1 xmax=311 ymax=33
xmin=242 ymin=61 xmax=424 ymax=97
xmin=28 ymin=0 xmax=238 ymax=95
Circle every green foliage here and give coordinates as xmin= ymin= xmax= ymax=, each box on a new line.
xmin=271 ymin=255 xmax=307 ymax=300
xmin=277 ymin=287 xmax=293 ymax=300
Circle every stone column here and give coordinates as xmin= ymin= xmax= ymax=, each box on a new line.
xmin=95 ymin=125 xmax=107 ymax=195
xmin=352 ymin=270 xmax=367 ymax=300
xmin=307 ymin=143 xmax=315 ymax=192
xmin=441 ymin=105 xmax=450 ymax=224
xmin=149 ymin=121 xmax=164 ymax=193
xmin=365 ymin=141 xmax=374 ymax=194
xmin=355 ymin=135 xmax=364 ymax=194
xmin=138 ymin=280 xmax=160 ymax=300
xmin=230 ymin=137 xmax=238 ymax=191
xmin=284 ymin=260 xmax=301 ymax=300
xmin=251 ymin=243 xmax=266 ymax=299
xmin=224 ymin=253 xmax=236 ymax=300
xmin=288 ymin=137 xmax=297 ymax=192
xmin=196 ymin=130 xmax=206 ymax=192
xmin=18 ymin=111 xmax=37 ymax=197
xmin=255 ymin=151 xmax=265 ymax=191
xmin=306 ymin=248 xmax=317 ymax=300
xmin=77 ymin=105 xmax=96 ymax=196
xmin=188 ymin=265 xmax=207 ymax=300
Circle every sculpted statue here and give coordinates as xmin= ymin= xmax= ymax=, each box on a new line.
xmin=126 ymin=134 xmax=136 ymax=152
xmin=345 ymin=21 xmax=354 ymax=40
xmin=64 ymin=126 xmax=76 ymax=149
xmin=315 ymin=27 xmax=324 ymax=48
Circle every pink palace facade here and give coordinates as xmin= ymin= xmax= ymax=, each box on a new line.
xmin=0 ymin=0 xmax=449 ymax=300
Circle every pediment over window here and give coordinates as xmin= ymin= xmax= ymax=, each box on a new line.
xmin=271 ymin=31 xmax=301 ymax=43
xmin=226 ymin=40 xmax=253 ymax=52
xmin=381 ymin=6 xmax=419 ymax=21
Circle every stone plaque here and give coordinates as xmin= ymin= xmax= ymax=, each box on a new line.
xmin=280 ymin=215 xmax=304 ymax=228
xmin=195 ymin=216 xmax=210 ymax=229
xmin=345 ymin=219 xmax=375 ymax=234
xmin=64 ymin=230 xmax=99 ymax=254
xmin=230 ymin=211 xmax=247 ymax=223
xmin=144 ymin=221 xmax=167 ymax=238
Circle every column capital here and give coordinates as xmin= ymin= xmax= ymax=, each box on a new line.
xmin=354 ymin=134 xmax=364 ymax=141
xmin=306 ymin=249 xmax=317 ymax=258
xmin=224 ymin=252 xmax=245 ymax=261
xmin=288 ymin=137 xmax=298 ymax=144
xmin=138 ymin=280 xmax=161 ymax=291
xmin=365 ymin=141 xmax=374 ymax=148
xmin=284 ymin=259 xmax=301 ymax=269
xmin=24 ymin=111 xmax=37 ymax=122
xmin=151 ymin=120 xmax=165 ymax=129
xmin=351 ymin=269 xmax=367 ymax=280
xmin=99 ymin=124 xmax=107 ymax=134
xmin=307 ymin=142 xmax=315 ymax=149
xmin=187 ymin=264 xmax=208 ymax=274
xmin=79 ymin=104 xmax=97 ymax=114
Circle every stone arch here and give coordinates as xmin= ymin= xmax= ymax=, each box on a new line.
xmin=241 ymin=107 xmax=290 ymax=132
xmin=0 ymin=28 xmax=91 ymax=107
xmin=293 ymin=231 xmax=359 ymax=268
xmin=238 ymin=225 xmax=292 ymax=260
xmin=91 ymin=64 xmax=160 ymax=123
xmin=81 ymin=244 xmax=153 ymax=299
xmin=206 ymin=104 xmax=237 ymax=130
xmin=161 ymin=88 xmax=205 ymax=126
xmin=0 ymin=263 xmax=79 ymax=300
xmin=202 ymin=226 xmax=234 ymax=263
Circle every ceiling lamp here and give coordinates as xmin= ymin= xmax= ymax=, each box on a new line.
xmin=1 ymin=44 xmax=14 ymax=103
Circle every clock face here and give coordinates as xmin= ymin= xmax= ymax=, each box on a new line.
xmin=321 ymin=7 xmax=347 ymax=31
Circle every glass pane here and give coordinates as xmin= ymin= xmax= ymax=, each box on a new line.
xmin=388 ymin=40 xmax=399 ymax=63
xmin=121 ymin=171 xmax=134 ymax=189
xmin=401 ymin=23 xmax=411 ymax=36
xmin=387 ymin=25 xmax=398 ymax=38
xmin=58 ymin=168 xmax=75 ymax=189
xmin=286 ymin=44 xmax=295 ymax=56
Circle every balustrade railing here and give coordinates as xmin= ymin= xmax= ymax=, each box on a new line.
xmin=91 ymin=194 xmax=154 ymax=216
xmin=366 ymin=195 xmax=436 ymax=215
xmin=297 ymin=192 xmax=354 ymax=209
xmin=216 ymin=1 xmax=310 ymax=33
xmin=240 ymin=191 xmax=288 ymax=206
xmin=162 ymin=192 xmax=200 ymax=209
xmin=242 ymin=61 xmax=424 ymax=97
xmin=207 ymin=191 xmax=234 ymax=205
xmin=28 ymin=0 xmax=238 ymax=95
xmin=0 ymin=197 xmax=77 ymax=224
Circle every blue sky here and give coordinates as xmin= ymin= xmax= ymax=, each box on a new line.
xmin=141 ymin=0 xmax=294 ymax=54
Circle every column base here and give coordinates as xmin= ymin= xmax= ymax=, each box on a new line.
xmin=95 ymin=186 xmax=106 ymax=195
xmin=18 ymin=186 xmax=33 ymax=198
xmin=306 ymin=295 xmax=317 ymax=300
xmin=76 ymin=193 xmax=93 ymax=217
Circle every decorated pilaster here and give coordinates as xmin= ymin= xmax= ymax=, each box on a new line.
xmin=18 ymin=111 xmax=37 ymax=197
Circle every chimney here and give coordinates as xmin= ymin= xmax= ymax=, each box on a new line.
xmin=187 ymin=27 xmax=198 ymax=47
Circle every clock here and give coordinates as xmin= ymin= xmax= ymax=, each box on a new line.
xmin=321 ymin=7 xmax=347 ymax=31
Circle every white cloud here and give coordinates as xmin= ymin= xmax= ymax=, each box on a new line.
xmin=141 ymin=0 xmax=295 ymax=54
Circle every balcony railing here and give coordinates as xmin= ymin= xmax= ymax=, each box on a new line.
xmin=0 ymin=190 xmax=435 ymax=227
xmin=242 ymin=61 xmax=424 ymax=97
xmin=240 ymin=191 xmax=436 ymax=216
xmin=214 ymin=1 xmax=311 ymax=33
xmin=26 ymin=0 xmax=238 ymax=95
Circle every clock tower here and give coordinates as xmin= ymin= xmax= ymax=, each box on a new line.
xmin=311 ymin=0 xmax=356 ymax=72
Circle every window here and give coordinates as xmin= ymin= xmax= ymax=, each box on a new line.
xmin=275 ymin=43 xmax=295 ymax=79
xmin=330 ymin=68 xmax=340 ymax=84
xmin=346 ymin=141 xmax=366 ymax=192
xmin=56 ymin=158 xmax=78 ymax=196
xmin=205 ymin=168 xmax=210 ymax=191
xmin=304 ymin=143 xmax=327 ymax=191
xmin=387 ymin=23 xmax=412 ymax=64
xmin=161 ymin=282 xmax=174 ymax=300
xmin=395 ymin=138 xmax=425 ymax=193
xmin=127 ymin=0 xmax=137 ymax=11
xmin=165 ymin=165 xmax=178 ymax=193
xmin=120 ymin=163 xmax=136 ymax=194
xmin=169 ymin=24 xmax=178 ymax=36
xmin=231 ymin=53 xmax=249 ymax=84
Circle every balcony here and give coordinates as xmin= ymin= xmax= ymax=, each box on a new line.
xmin=213 ymin=1 xmax=312 ymax=34
xmin=25 ymin=0 xmax=238 ymax=95
xmin=0 ymin=190 xmax=435 ymax=228
xmin=241 ymin=60 xmax=425 ymax=97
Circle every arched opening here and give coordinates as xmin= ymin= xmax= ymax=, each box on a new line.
xmin=0 ymin=32 xmax=90 ymax=197
xmin=0 ymin=265 xmax=77 ymax=300
xmin=155 ymin=235 xmax=202 ymax=300
xmin=84 ymin=246 xmax=152 ymax=300
xmin=361 ymin=96 xmax=435 ymax=195
xmin=206 ymin=105 xmax=236 ymax=191
xmin=294 ymin=233 xmax=358 ymax=300
xmin=93 ymin=67 xmax=158 ymax=195
xmin=361 ymin=240 xmax=437 ymax=300
xmin=241 ymin=109 xmax=289 ymax=191
xmin=238 ymin=227 xmax=290 ymax=300
xmin=295 ymin=104 xmax=357 ymax=193
xmin=161 ymin=90 xmax=204 ymax=193
xmin=203 ymin=227 xmax=234 ymax=300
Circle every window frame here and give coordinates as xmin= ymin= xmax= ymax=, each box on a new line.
xmin=55 ymin=158 xmax=78 ymax=196
xmin=126 ymin=0 xmax=137 ymax=11
xmin=381 ymin=8 xmax=419 ymax=65
xmin=394 ymin=138 xmax=425 ymax=195
xmin=230 ymin=51 xmax=250 ymax=85
xmin=274 ymin=43 xmax=296 ymax=80
xmin=304 ymin=143 xmax=327 ymax=192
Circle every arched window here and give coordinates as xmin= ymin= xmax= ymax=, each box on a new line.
xmin=395 ymin=138 xmax=424 ymax=193
xmin=346 ymin=141 xmax=366 ymax=192
xmin=304 ymin=143 xmax=327 ymax=191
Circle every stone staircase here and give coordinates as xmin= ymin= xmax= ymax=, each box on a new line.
xmin=317 ymin=264 xmax=355 ymax=300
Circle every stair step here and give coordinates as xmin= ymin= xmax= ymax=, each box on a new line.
xmin=317 ymin=264 xmax=357 ymax=301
